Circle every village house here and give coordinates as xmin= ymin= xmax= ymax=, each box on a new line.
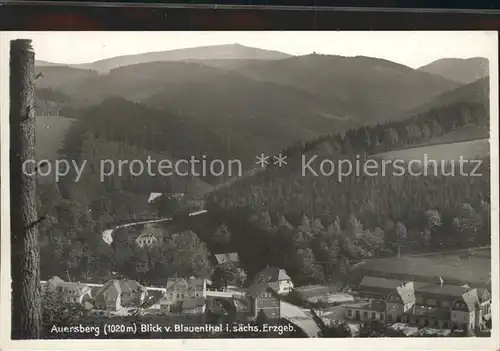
xmin=253 ymin=266 xmax=293 ymax=295
xmin=94 ymin=279 xmax=148 ymax=311
xmin=45 ymin=276 xmax=92 ymax=304
xmin=164 ymin=278 xmax=189 ymax=311
xmin=247 ymin=283 xmax=281 ymax=319
xmin=450 ymin=288 xmax=489 ymax=332
xmin=477 ymin=288 xmax=492 ymax=320
xmin=413 ymin=279 xmax=469 ymax=308
xmin=403 ymin=305 xmax=451 ymax=329
xmin=135 ymin=224 xmax=164 ymax=248
xmin=354 ymin=276 xmax=407 ymax=300
xmin=344 ymin=299 xmax=386 ymax=322
xmin=350 ymin=274 xmax=492 ymax=333
xmin=182 ymin=297 xmax=207 ymax=315
xmin=385 ymin=282 xmax=416 ymax=323
xmin=161 ymin=277 xmax=210 ymax=313
xmin=213 ymin=252 xmax=247 ymax=286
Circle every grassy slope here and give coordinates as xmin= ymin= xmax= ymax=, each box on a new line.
xmin=352 ymin=247 xmax=490 ymax=287
xmin=374 ymin=138 xmax=489 ymax=162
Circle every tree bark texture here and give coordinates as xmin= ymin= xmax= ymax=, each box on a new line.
xmin=10 ymin=39 xmax=42 ymax=339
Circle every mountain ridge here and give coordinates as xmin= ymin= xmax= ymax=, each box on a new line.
xmin=36 ymin=44 xmax=292 ymax=73
xmin=418 ymin=57 xmax=489 ymax=84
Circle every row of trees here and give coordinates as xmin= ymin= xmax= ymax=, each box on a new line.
xmin=281 ymin=102 xmax=488 ymax=161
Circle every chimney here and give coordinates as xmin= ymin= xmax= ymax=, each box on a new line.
xmin=397 ymin=245 xmax=401 ymax=258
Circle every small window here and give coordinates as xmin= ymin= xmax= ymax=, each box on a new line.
xmin=397 ymin=316 xmax=402 ymax=323
xmin=363 ymin=311 xmax=368 ymax=318
xmin=347 ymin=309 xmax=352 ymax=316
xmin=379 ymin=313 xmax=384 ymax=320
xmin=371 ymin=312 xmax=376 ymax=319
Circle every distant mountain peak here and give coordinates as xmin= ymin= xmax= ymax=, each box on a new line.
xmin=70 ymin=44 xmax=291 ymax=72
xmin=418 ymin=57 xmax=489 ymax=84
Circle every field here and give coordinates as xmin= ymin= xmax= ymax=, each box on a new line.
xmin=351 ymin=247 xmax=491 ymax=288
xmin=375 ymin=138 xmax=489 ymax=162
xmin=36 ymin=115 xmax=76 ymax=161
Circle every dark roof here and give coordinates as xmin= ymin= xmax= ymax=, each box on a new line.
xmin=414 ymin=282 xmax=469 ymax=298
xmin=183 ymin=297 xmax=206 ymax=309
xmin=187 ymin=277 xmax=207 ymax=289
xmin=253 ymin=267 xmax=291 ymax=284
xmin=406 ymin=305 xmax=450 ymax=320
xmin=95 ymin=279 xmax=146 ymax=302
xmin=166 ymin=277 xmax=207 ymax=290
xmin=359 ymin=276 xmax=405 ymax=290
xmin=247 ymin=283 xmax=276 ymax=299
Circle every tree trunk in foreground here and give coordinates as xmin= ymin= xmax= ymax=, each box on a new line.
xmin=10 ymin=38 xmax=41 ymax=339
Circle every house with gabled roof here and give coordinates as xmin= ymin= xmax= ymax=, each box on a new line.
xmin=354 ymin=276 xmax=406 ymax=300
xmin=450 ymin=288 xmax=488 ymax=332
xmin=182 ymin=297 xmax=207 ymax=315
xmin=94 ymin=279 xmax=147 ymax=311
xmin=344 ymin=299 xmax=386 ymax=322
xmin=404 ymin=305 xmax=451 ymax=329
xmin=413 ymin=280 xmax=470 ymax=309
xmin=253 ymin=266 xmax=293 ymax=295
xmin=44 ymin=276 xmax=92 ymax=304
xmin=163 ymin=277 xmax=210 ymax=313
xmin=385 ymin=281 xmax=416 ymax=323
xmin=212 ymin=252 xmax=247 ymax=287
xmin=247 ymin=283 xmax=281 ymax=319
xmin=476 ymin=288 xmax=492 ymax=320
xmin=135 ymin=224 xmax=164 ymax=248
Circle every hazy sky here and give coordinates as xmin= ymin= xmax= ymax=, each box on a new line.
xmin=1 ymin=31 xmax=497 ymax=68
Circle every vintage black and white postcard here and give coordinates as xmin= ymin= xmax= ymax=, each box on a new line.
xmin=0 ymin=31 xmax=498 ymax=351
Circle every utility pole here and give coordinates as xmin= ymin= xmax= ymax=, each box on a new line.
xmin=10 ymin=39 xmax=41 ymax=339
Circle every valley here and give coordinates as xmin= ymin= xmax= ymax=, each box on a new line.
xmin=28 ymin=40 xmax=492 ymax=339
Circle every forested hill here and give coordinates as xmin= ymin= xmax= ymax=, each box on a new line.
xmin=200 ymin=82 xmax=490 ymax=283
xmin=33 ymin=47 xmax=490 ymax=288
xmin=235 ymin=54 xmax=461 ymax=122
